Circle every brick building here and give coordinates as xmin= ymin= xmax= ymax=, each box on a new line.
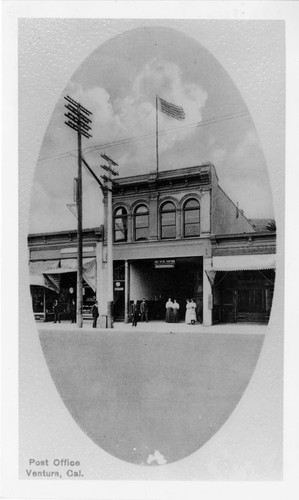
xmin=28 ymin=163 xmax=276 ymax=325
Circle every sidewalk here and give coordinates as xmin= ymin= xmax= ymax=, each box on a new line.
xmin=37 ymin=319 xmax=267 ymax=335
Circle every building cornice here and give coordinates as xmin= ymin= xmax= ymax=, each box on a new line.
xmin=28 ymin=226 xmax=103 ymax=247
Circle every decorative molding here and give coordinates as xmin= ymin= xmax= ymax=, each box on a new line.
xmin=158 ymin=195 xmax=180 ymax=210
xmin=129 ymin=199 xmax=150 ymax=214
xmin=213 ymin=247 xmax=276 ymax=256
xmin=112 ymin=201 xmax=130 ymax=213
xmin=179 ymin=192 xmax=202 ymax=208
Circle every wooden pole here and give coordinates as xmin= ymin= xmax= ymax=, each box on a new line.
xmin=77 ymin=109 xmax=83 ymax=328
xmin=156 ymin=95 xmax=159 ymax=174
xmin=107 ymin=168 xmax=113 ymax=328
xmin=124 ymin=260 xmax=129 ymax=323
xmin=43 ymin=288 xmax=46 ymax=322
xmin=64 ymin=95 xmax=92 ymax=329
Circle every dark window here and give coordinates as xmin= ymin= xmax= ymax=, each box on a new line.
xmin=134 ymin=204 xmax=149 ymax=241
xmin=114 ymin=207 xmax=128 ymax=242
xmin=183 ymin=199 xmax=200 ymax=237
xmin=160 ymin=202 xmax=176 ymax=239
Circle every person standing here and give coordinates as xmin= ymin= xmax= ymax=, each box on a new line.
xmin=131 ymin=299 xmax=139 ymax=327
xmin=172 ymin=299 xmax=180 ymax=323
xmin=92 ymin=301 xmax=99 ymax=328
xmin=190 ymin=298 xmax=197 ymax=325
xmin=70 ymin=299 xmax=76 ymax=324
xmin=165 ymin=298 xmax=173 ymax=323
xmin=53 ymin=299 xmax=60 ymax=323
xmin=185 ymin=299 xmax=191 ymax=324
xmin=140 ymin=298 xmax=149 ymax=322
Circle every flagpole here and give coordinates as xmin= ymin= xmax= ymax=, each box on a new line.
xmin=156 ymin=95 xmax=159 ymax=174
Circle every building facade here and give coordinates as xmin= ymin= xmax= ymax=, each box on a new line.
xmin=28 ymin=163 xmax=276 ymax=325
xmin=99 ymin=163 xmax=276 ymax=325
xmin=28 ymin=228 xmax=102 ymax=321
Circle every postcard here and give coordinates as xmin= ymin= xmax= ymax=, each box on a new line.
xmin=2 ymin=2 xmax=297 ymax=499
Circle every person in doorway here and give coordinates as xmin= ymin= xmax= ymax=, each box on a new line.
xmin=131 ymin=299 xmax=139 ymax=327
xmin=185 ymin=299 xmax=191 ymax=324
xmin=53 ymin=299 xmax=60 ymax=323
xmin=172 ymin=299 xmax=180 ymax=323
xmin=92 ymin=301 xmax=99 ymax=328
xmin=196 ymin=300 xmax=203 ymax=324
xmin=190 ymin=298 xmax=197 ymax=325
xmin=70 ymin=299 xmax=76 ymax=324
xmin=165 ymin=298 xmax=173 ymax=323
xmin=140 ymin=298 xmax=149 ymax=322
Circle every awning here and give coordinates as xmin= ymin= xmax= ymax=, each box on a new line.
xmin=205 ymin=254 xmax=276 ymax=272
xmin=29 ymin=274 xmax=47 ymax=287
xmin=29 ymin=260 xmax=60 ymax=291
xmin=60 ymin=258 xmax=77 ymax=270
xmin=29 ymin=272 xmax=60 ymax=292
xmin=42 ymin=267 xmax=76 ymax=274
xmin=83 ymin=259 xmax=96 ymax=292
xmin=45 ymin=258 xmax=94 ymax=274
xmin=30 ymin=260 xmax=60 ymax=273
xmin=29 ymin=258 xmax=96 ymax=292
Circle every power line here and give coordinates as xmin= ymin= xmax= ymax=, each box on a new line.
xmin=84 ymin=110 xmax=249 ymax=153
xmin=37 ymin=109 xmax=249 ymax=165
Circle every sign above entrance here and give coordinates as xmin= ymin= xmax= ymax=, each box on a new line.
xmin=154 ymin=259 xmax=175 ymax=269
xmin=114 ymin=281 xmax=124 ymax=291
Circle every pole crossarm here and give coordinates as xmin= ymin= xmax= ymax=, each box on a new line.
xmin=101 ymin=153 xmax=118 ymax=167
xmin=65 ymin=95 xmax=92 ymax=116
xmin=64 ymin=96 xmax=93 ymax=139
xmin=64 ymin=119 xmax=92 ymax=139
xmin=65 ymin=104 xmax=92 ymax=124
xmin=64 ymin=112 xmax=92 ymax=132
xmin=100 ymin=163 xmax=119 ymax=176
xmin=100 ymin=174 xmax=116 ymax=188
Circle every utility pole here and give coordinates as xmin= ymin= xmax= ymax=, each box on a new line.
xmin=64 ymin=95 xmax=92 ymax=327
xmin=100 ymin=153 xmax=118 ymax=328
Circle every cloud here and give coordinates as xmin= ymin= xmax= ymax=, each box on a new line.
xmin=61 ymin=58 xmax=208 ymax=168
xmin=230 ymin=129 xmax=260 ymax=167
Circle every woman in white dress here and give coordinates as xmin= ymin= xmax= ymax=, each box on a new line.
xmin=189 ymin=299 xmax=197 ymax=325
xmin=185 ymin=299 xmax=191 ymax=324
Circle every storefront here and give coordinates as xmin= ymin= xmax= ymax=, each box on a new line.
xmin=113 ymin=257 xmax=203 ymax=322
xmin=28 ymin=228 xmax=102 ymax=321
xmin=206 ymin=242 xmax=276 ymax=324
xmin=29 ymin=264 xmax=96 ymax=321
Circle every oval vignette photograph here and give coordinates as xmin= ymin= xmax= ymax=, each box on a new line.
xmin=24 ymin=21 xmax=282 ymax=469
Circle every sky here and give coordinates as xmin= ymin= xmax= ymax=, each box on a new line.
xmin=28 ymin=24 xmax=280 ymax=233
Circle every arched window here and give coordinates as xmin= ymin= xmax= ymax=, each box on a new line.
xmin=160 ymin=202 xmax=176 ymax=239
xmin=134 ymin=204 xmax=149 ymax=241
xmin=183 ymin=199 xmax=200 ymax=237
xmin=113 ymin=207 xmax=128 ymax=242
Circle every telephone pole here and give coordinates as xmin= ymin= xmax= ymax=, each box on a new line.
xmin=100 ymin=153 xmax=118 ymax=328
xmin=64 ymin=95 xmax=92 ymax=327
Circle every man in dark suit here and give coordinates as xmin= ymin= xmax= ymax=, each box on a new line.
xmin=70 ymin=299 xmax=76 ymax=324
xmin=92 ymin=301 xmax=99 ymax=328
xmin=131 ymin=299 xmax=139 ymax=327
xmin=53 ymin=299 xmax=60 ymax=323
xmin=140 ymin=298 xmax=149 ymax=322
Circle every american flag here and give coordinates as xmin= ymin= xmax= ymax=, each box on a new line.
xmin=159 ymin=97 xmax=185 ymax=120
